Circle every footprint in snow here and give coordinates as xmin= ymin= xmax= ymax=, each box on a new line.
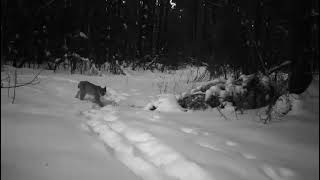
xmin=150 ymin=114 xmax=160 ymax=121
xmin=225 ymin=141 xmax=238 ymax=147
xmin=103 ymin=114 xmax=118 ymax=122
xmin=197 ymin=141 xmax=224 ymax=152
xmin=88 ymin=109 xmax=99 ymax=114
xmin=180 ymin=127 xmax=199 ymax=135
xmin=240 ymin=153 xmax=256 ymax=160
xmin=202 ymin=132 xmax=210 ymax=136
xmin=261 ymin=164 xmax=295 ymax=180
xmin=80 ymin=110 xmax=97 ymax=119
xmin=121 ymin=93 xmax=130 ymax=96
xmin=278 ymin=167 xmax=295 ymax=178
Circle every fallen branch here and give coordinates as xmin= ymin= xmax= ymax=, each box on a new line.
xmin=1 ymin=69 xmax=44 ymax=88
xmin=268 ymin=60 xmax=291 ymax=74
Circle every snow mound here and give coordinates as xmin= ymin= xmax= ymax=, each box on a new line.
xmin=288 ymin=79 xmax=319 ymax=116
xmin=272 ymin=94 xmax=294 ymax=117
xmin=205 ymin=86 xmax=222 ymax=102
xmin=145 ymin=94 xmax=185 ymax=112
xmin=304 ymin=79 xmax=319 ymax=97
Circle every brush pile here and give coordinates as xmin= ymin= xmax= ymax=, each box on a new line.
xmin=177 ymin=72 xmax=278 ymax=111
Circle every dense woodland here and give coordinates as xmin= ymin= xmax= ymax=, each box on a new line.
xmin=1 ymin=0 xmax=319 ymax=91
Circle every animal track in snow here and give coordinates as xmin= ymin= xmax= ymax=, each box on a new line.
xmin=150 ymin=114 xmax=160 ymax=121
xmin=180 ymin=127 xmax=211 ymax=136
xmin=135 ymin=111 xmax=160 ymax=121
xmin=81 ymin=108 xmax=213 ymax=180
xmin=261 ymin=164 xmax=295 ymax=180
xmin=198 ymin=141 xmax=257 ymax=161
xmin=197 ymin=141 xmax=224 ymax=152
xmin=278 ymin=167 xmax=295 ymax=178
xmin=240 ymin=153 xmax=256 ymax=160
xmin=225 ymin=141 xmax=238 ymax=147
xmin=103 ymin=114 xmax=118 ymax=122
xmin=202 ymin=132 xmax=210 ymax=136
xmin=121 ymin=93 xmax=130 ymax=96
xmin=180 ymin=127 xmax=199 ymax=135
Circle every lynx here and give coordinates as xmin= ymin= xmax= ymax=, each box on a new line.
xmin=75 ymin=81 xmax=106 ymax=107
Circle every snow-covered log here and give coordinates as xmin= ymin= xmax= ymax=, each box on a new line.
xmin=190 ymin=78 xmax=226 ymax=93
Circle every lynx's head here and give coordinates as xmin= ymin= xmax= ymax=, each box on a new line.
xmin=100 ymin=86 xmax=107 ymax=96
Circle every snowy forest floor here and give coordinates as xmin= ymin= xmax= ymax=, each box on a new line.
xmin=1 ymin=67 xmax=319 ymax=180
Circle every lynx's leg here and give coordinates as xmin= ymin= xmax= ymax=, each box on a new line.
xmin=75 ymin=90 xmax=80 ymax=98
xmin=95 ymin=96 xmax=104 ymax=107
xmin=97 ymin=101 xmax=104 ymax=107
xmin=79 ymin=90 xmax=86 ymax=100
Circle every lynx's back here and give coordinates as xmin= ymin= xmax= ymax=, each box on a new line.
xmin=76 ymin=81 xmax=106 ymax=107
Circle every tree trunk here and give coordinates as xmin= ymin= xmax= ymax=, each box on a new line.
xmin=288 ymin=0 xmax=313 ymax=94
xmin=152 ymin=0 xmax=160 ymax=55
xmin=1 ymin=0 xmax=8 ymax=67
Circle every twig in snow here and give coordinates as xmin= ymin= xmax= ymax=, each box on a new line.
xmin=7 ymin=72 xmax=10 ymax=97
xmin=234 ymin=107 xmax=239 ymax=120
xmin=12 ymin=68 xmax=17 ymax=103
xmin=1 ymin=69 xmax=44 ymax=89
xmin=216 ymin=107 xmax=228 ymax=120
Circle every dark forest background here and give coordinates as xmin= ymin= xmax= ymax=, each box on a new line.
xmin=1 ymin=0 xmax=319 ymax=78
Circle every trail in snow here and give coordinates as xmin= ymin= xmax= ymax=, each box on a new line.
xmin=80 ymin=104 xmax=298 ymax=180
xmin=79 ymin=101 xmax=297 ymax=180
xmin=82 ymin=106 xmax=214 ymax=180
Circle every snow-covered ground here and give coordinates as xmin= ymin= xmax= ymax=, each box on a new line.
xmin=1 ymin=67 xmax=319 ymax=180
